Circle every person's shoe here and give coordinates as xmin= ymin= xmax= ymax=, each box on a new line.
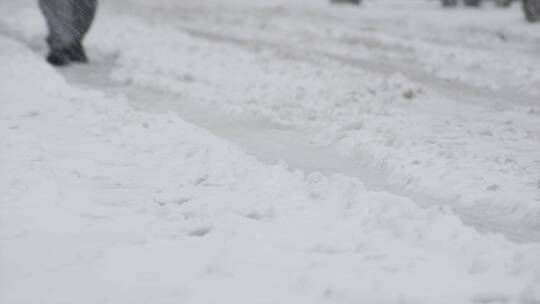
xmin=46 ymin=50 xmax=70 ymax=66
xmin=65 ymin=42 xmax=88 ymax=63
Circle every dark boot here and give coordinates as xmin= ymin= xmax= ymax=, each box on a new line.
xmin=46 ymin=49 xmax=70 ymax=66
xmin=65 ymin=41 xmax=88 ymax=63
xmin=39 ymin=0 xmax=97 ymax=65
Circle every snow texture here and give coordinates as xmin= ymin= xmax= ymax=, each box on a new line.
xmin=1 ymin=0 xmax=539 ymax=303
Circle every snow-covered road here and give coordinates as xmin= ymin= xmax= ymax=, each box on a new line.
xmin=95 ymin=0 xmax=539 ymax=240
xmin=1 ymin=0 xmax=539 ymax=303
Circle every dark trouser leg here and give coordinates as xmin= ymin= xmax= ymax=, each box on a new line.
xmin=39 ymin=0 xmax=75 ymax=50
xmin=38 ymin=0 xmax=97 ymax=65
xmin=73 ymin=0 xmax=97 ymax=42
xmin=68 ymin=0 xmax=97 ymax=61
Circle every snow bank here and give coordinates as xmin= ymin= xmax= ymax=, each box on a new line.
xmin=3 ymin=0 xmax=538 ymax=242
xmin=1 ymin=28 xmax=540 ymax=303
xmin=77 ymin=10 xmax=540 ymax=239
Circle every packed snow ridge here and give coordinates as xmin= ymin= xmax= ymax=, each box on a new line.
xmin=1 ymin=0 xmax=539 ymax=303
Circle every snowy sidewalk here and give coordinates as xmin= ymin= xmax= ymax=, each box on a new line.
xmin=1 ymin=0 xmax=540 ymax=303
xmin=3 ymin=0 xmax=539 ymax=241
xmin=1 ymin=31 xmax=539 ymax=304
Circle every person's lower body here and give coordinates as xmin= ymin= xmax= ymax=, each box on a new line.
xmin=38 ymin=0 xmax=97 ymax=66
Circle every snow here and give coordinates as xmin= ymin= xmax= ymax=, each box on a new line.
xmin=1 ymin=0 xmax=540 ymax=303
xmin=83 ymin=0 xmax=540 ymax=239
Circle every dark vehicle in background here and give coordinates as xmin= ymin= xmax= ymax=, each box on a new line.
xmin=441 ymin=0 xmax=540 ymax=22
xmin=328 ymin=0 xmax=539 ymax=23
xmin=441 ymin=0 xmax=514 ymax=7
xmin=523 ymin=0 xmax=540 ymax=21
xmin=330 ymin=0 xmax=361 ymax=5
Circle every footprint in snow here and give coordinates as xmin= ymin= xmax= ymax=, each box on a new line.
xmin=154 ymin=190 xmax=192 ymax=206
xmin=188 ymin=226 xmax=212 ymax=237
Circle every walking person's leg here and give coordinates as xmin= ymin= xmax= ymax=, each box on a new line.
xmin=67 ymin=0 xmax=97 ymax=62
xmin=39 ymin=0 xmax=75 ymax=65
xmin=73 ymin=0 xmax=97 ymax=39
xmin=38 ymin=0 xmax=97 ymax=66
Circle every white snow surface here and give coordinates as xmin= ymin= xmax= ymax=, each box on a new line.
xmin=98 ymin=0 xmax=540 ymax=239
xmin=1 ymin=0 xmax=540 ymax=303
